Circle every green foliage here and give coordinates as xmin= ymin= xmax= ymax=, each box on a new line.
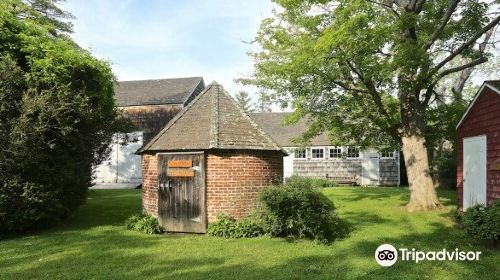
xmin=286 ymin=175 xmax=337 ymax=188
xmin=257 ymin=183 xmax=349 ymax=244
xmin=238 ymin=0 xmax=497 ymax=149
xmin=125 ymin=214 xmax=164 ymax=235
xmin=207 ymin=213 xmax=264 ymax=238
xmin=233 ymin=90 xmax=254 ymax=112
xmin=426 ymin=101 xmax=468 ymax=187
xmin=462 ymin=201 xmax=500 ymax=245
xmin=0 ymin=0 xmax=132 ymax=233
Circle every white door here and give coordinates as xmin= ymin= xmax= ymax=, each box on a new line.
xmin=117 ymin=131 xmax=143 ymax=184
xmin=283 ymin=148 xmax=294 ymax=179
xmin=94 ymin=131 xmax=143 ymax=184
xmin=463 ymin=135 xmax=487 ymax=210
xmin=361 ymin=151 xmax=380 ymax=186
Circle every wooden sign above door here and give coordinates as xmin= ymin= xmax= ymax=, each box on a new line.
xmin=167 ymin=169 xmax=195 ymax=177
xmin=168 ymin=160 xmax=193 ymax=168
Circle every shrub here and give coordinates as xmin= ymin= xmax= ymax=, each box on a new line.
xmin=0 ymin=178 xmax=64 ymax=233
xmin=125 ymin=214 xmax=164 ymax=234
xmin=207 ymin=213 xmax=263 ymax=238
xmin=0 ymin=2 xmax=133 ymax=234
xmin=462 ymin=201 xmax=500 ymax=246
xmin=286 ymin=176 xmax=337 ymax=188
xmin=257 ymin=183 xmax=349 ymax=243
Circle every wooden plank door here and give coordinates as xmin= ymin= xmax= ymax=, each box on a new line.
xmin=157 ymin=152 xmax=206 ymax=233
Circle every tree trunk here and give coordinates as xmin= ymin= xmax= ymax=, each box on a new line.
xmin=402 ymin=134 xmax=441 ymax=211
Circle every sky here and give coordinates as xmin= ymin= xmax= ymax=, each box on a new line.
xmin=63 ymin=0 xmax=275 ymax=100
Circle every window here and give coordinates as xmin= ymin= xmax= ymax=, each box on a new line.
xmin=329 ymin=147 xmax=342 ymax=158
xmin=381 ymin=150 xmax=396 ymax=158
xmin=294 ymin=149 xmax=306 ymax=159
xmin=346 ymin=146 xmax=360 ymax=158
xmin=311 ymin=148 xmax=324 ymax=159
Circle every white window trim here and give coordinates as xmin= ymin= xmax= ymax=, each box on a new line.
xmin=346 ymin=146 xmax=361 ymax=159
xmin=380 ymin=150 xmax=397 ymax=159
xmin=327 ymin=146 xmax=343 ymax=160
xmin=310 ymin=147 xmax=326 ymax=160
xmin=293 ymin=148 xmax=307 ymax=160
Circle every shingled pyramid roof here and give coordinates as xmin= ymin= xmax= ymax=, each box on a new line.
xmin=139 ymin=82 xmax=284 ymax=153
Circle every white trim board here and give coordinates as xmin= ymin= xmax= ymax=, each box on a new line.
xmin=456 ymin=82 xmax=500 ymax=129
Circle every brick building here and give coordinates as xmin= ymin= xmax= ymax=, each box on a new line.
xmin=457 ymin=80 xmax=500 ymax=210
xmin=94 ymin=77 xmax=205 ymax=185
xmin=251 ymin=113 xmax=401 ymax=186
xmin=139 ymin=82 xmax=285 ymax=233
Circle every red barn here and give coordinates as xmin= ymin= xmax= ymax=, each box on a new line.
xmin=457 ymin=80 xmax=500 ymax=210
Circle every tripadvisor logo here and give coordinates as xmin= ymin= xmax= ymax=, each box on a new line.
xmin=375 ymin=244 xmax=482 ymax=267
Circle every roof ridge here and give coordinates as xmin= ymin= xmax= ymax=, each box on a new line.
xmin=138 ymin=83 xmax=215 ymax=153
xmin=118 ymin=76 xmax=203 ymax=83
xmin=456 ymin=81 xmax=500 ymax=129
xmin=182 ymin=77 xmax=204 ymax=105
xmin=219 ymin=87 xmax=284 ymax=152
xmin=209 ymin=83 xmax=220 ymax=148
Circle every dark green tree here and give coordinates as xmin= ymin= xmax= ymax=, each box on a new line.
xmin=0 ymin=0 xmax=130 ymax=233
xmin=239 ymin=0 xmax=500 ymax=211
xmin=234 ymin=90 xmax=254 ymax=112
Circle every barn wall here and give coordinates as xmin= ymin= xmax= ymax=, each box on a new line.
xmin=120 ymin=104 xmax=183 ymax=143
xmin=379 ymin=158 xmax=399 ymax=185
xmin=142 ymin=153 xmax=159 ymax=217
xmin=457 ymin=87 xmax=500 ymax=208
xmin=206 ymin=150 xmax=283 ymax=222
xmin=293 ymin=159 xmax=362 ymax=179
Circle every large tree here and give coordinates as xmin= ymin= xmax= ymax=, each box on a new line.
xmin=240 ymin=0 xmax=500 ymax=211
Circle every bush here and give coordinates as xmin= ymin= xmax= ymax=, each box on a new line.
xmin=0 ymin=178 xmax=64 ymax=234
xmin=286 ymin=176 xmax=337 ymax=188
xmin=125 ymin=214 xmax=164 ymax=235
xmin=258 ymin=183 xmax=349 ymax=244
xmin=207 ymin=213 xmax=263 ymax=238
xmin=462 ymin=201 xmax=500 ymax=246
xmin=0 ymin=2 xmax=133 ymax=233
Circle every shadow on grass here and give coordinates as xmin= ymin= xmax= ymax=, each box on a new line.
xmin=337 ymin=187 xmax=409 ymax=202
xmin=0 ymin=189 xmax=142 ymax=241
xmin=1 ymin=188 xmax=497 ymax=280
xmin=2 ymin=222 xmax=497 ymax=280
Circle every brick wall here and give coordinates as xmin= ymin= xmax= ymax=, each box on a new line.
xmin=206 ymin=150 xmax=283 ymax=222
xmin=457 ymin=87 xmax=500 ymax=208
xmin=141 ymin=150 xmax=284 ymax=225
xmin=120 ymin=104 xmax=182 ymax=143
xmin=142 ymin=154 xmax=159 ymax=217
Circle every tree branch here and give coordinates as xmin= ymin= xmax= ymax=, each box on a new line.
xmin=346 ymin=61 xmax=400 ymax=139
xmin=435 ymin=57 xmax=487 ymax=81
xmin=422 ymin=0 xmax=461 ymax=50
xmin=422 ymin=56 xmax=488 ymax=106
xmin=366 ymin=0 xmax=400 ymax=17
xmin=430 ymin=15 xmax=500 ymax=75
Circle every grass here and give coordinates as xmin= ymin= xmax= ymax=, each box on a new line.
xmin=0 ymin=187 xmax=498 ymax=280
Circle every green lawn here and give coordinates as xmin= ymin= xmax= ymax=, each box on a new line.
xmin=0 ymin=188 xmax=498 ymax=280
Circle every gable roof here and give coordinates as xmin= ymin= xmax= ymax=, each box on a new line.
xmin=250 ymin=112 xmax=331 ymax=147
xmin=140 ymin=82 xmax=284 ymax=153
xmin=456 ymin=80 xmax=500 ymax=129
xmin=115 ymin=77 xmax=205 ymax=106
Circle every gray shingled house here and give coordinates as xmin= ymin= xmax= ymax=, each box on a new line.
xmin=250 ymin=112 xmax=401 ymax=186
xmin=94 ymin=77 xmax=205 ymax=185
xmin=139 ymin=82 xmax=284 ymax=233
